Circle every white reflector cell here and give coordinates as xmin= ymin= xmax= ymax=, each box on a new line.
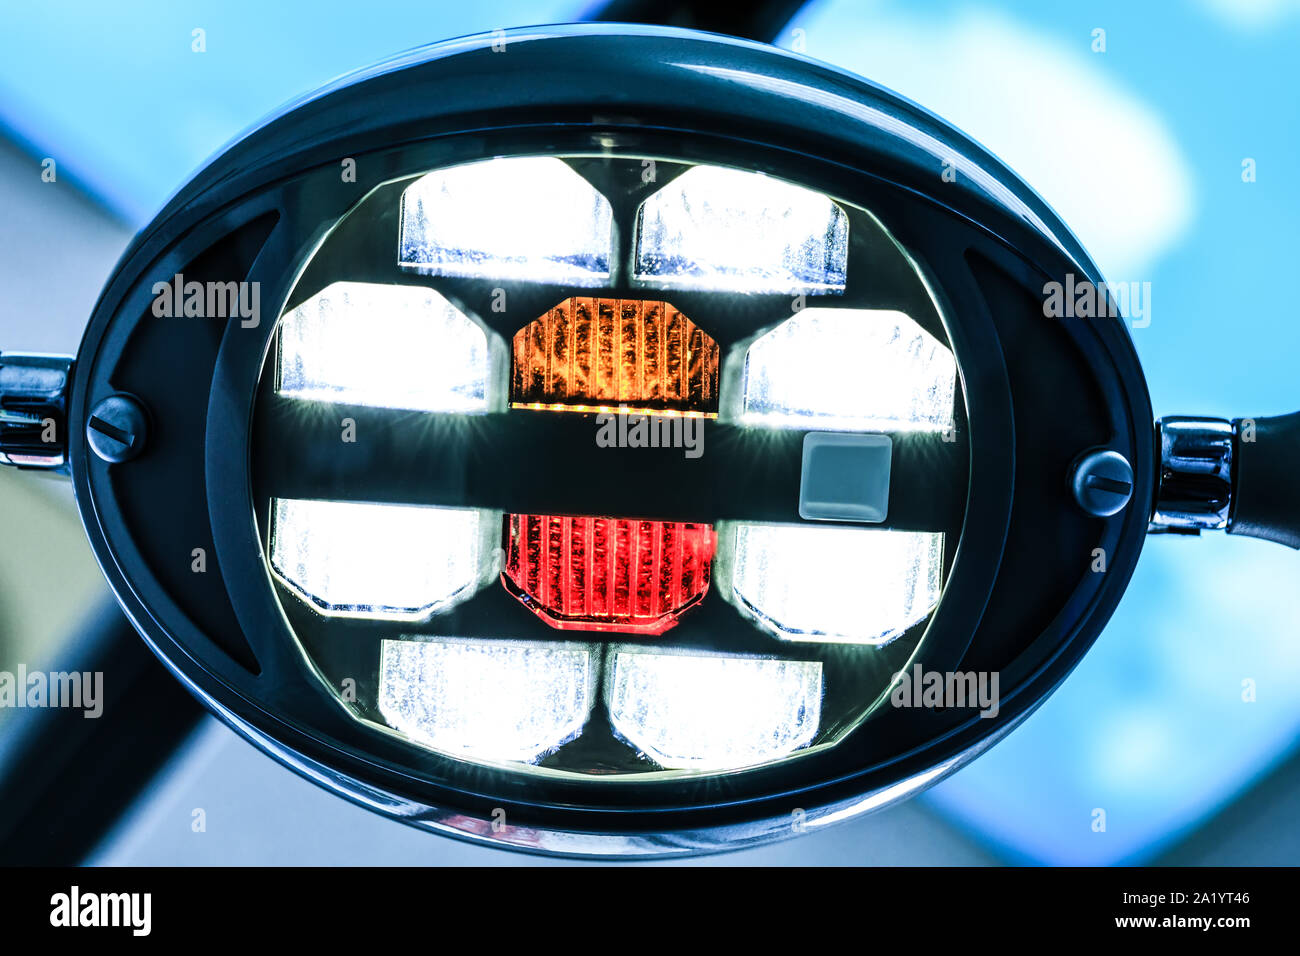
xmin=729 ymin=524 xmax=944 ymax=645
xmin=635 ymin=165 xmax=848 ymax=293
xmin=606 ymin=648 xmax=823 ymax=771
xmin=379 ymin=638 xmax=596 ymax=764
xmin=269 ymin=499 xmax=483 ymax=619
xmin=399 ymin=157 xmax=613 ymax=284
xmin=742 ymin=308 xmax=957 ymax=432
xmin=277 ymin=281 xmax=490 ymax=413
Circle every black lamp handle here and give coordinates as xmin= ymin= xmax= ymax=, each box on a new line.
xmin=1229 ymin=412 xmax=1300 ymax=549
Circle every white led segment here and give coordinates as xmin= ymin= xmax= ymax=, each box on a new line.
xmin=399 ymin=157 xmax=613 ymax=284
xmin=729 ymin=524 xmax=944 ymax=645
xmin=277 ymin=281 xmax=490 ymax=413
xmin=635 ymin=164 xmax=848 ymax=293
xmin=606 ymin=648 xmax=823 ymax=771
xmin=379 ymin=639 xmax=596 ymax=764
xmin=742 ymin=308 xmax=957 ymax=432
xmin=269 ymin=499 xmax=483 ymax=619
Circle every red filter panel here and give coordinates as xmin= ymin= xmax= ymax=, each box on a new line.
xmin=502 ymin=514 xmax=716 ymax=634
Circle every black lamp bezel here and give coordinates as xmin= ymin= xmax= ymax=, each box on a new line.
xmin=68 ymin=25 xmax=1153 ymax=856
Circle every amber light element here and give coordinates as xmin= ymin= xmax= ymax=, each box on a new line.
xmin=503 ymin=514 xmax=716 ymax=634
xmin=511 ymin=298 xmax=720 ymax=417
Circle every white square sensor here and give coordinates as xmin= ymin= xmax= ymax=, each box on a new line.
xmin=798 ymin=432 xmax=892 ymax=523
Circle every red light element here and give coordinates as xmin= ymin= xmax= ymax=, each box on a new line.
xmin=502 ymin=514 xmax=716 ymax=634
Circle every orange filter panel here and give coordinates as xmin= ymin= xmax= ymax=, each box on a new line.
xmin=511 ymin=297 xmax=720 ymax=416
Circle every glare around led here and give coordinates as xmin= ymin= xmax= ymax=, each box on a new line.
xmin=277 ymin=281 xmax=490 ymax=413
xmin=742 ymin=308 xmax=957 ymax=432
xmin=606 ymin=648 xmax=823 ymax=771
xmin=379 ymin=638 xmax=595 ymax=764
xmin=635 ymin=164 xmax=848 ymax=293
xmin=269 ymin=499 xmax=482 ymax=619
xmin=729 ymin=524 xmax=944 ymax=644
xmin=399 ymin=157 xmax=613 ymax=284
